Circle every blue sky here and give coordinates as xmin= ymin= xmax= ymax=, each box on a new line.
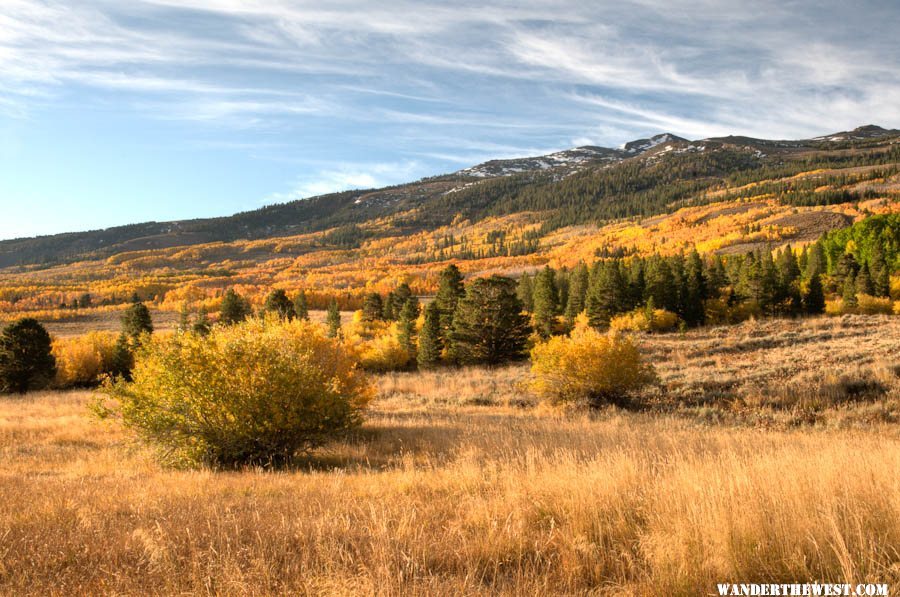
xmin=1 ymin=0 xmax=899 ymax=240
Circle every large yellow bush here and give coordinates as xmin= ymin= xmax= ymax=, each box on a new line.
xmin=343 ymin=311 xmax=412 ymax=372
xmin=609 ymin=308 xmax=680 ymax=333
xmin=100 ymin=317 xmax=373 ymax=467
xmin=530 ymin=316 xmax=655 ymax=407
xmin=53 ymin=331 xmax=119 ymax=387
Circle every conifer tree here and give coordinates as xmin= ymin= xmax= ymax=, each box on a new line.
xmin=192 ymin=307 xmax=211 ymax=336
xmin=516 ymin=273 xmax=534 ymax=312
xmin=362 ymin=292 xmax=384 ymax=322
xmin=434 ymin=264 xmax=465 ymax=345
xmin=122 ymin=301 xmax=153 ymax=342
xmin=0 ymin=318 xmax=56 ymax=394
xmin=417 ymin=302 xmax=443 ymax=369
xmin=177 ymin=302 xmax=191 ymax=334
xmin=842 ymin=274 xmax=858 ymax=309
xmin=220 ymin=289 xmax=251 ymax=325
xmin=804 ymin=273 xmax=825 ymax=315
xmin=294 ymin=291 xmax=309 ymax=321
xmin=586 ymin=260 xmax=629 ymax=327
xmin=683 ymin=249 xmax=707 ymax=325
xmin=531 ymin=266 xmax=558 ymax=338
xmin=564 ymin=262 xmax=589 ymax=322
xmin=855 ymin=262 xmax=874 ymax=296
xmin=263 ymin=289 xmax=296 ymax=320
xmin=397 ymin=297 xmax=420 ymax=357
xmin=325 ymin=299 xmax=342 ymax=338
xmin=870 ymin=244 xmax=890 ymax=297
xmin=450 ymin=276 xmax=530 ymax=365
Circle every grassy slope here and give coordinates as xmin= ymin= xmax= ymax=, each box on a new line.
xmin=2 ymin=316 xmax=898 ymax=595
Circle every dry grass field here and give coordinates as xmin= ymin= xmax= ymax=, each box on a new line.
xmin=1 ymin=316 xmax=899 ymax=595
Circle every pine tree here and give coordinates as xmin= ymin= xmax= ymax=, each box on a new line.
xmin=450 ymin=276 xmax=530 ymax=365
xmin=397 ymin=297 xmax=420 ymax=358
xmin=294 ymin=291 xmax=309 ymax=321
xmin=362 ymin=293 xmax=384 ymax=322
xmin=516 ymin=273 xmax=534 ymax=312
xmin=870 ymin=243 xmax=890 ymax=297
xmin=705 ymin=255 xmax=728 ymax=299
xmin=417 ymin=302 xmax=443 ymax=369
xmin=107 ymin=333 xmax=134 ymax=381
xmin=585 ymin=260 xmax=628 ymax=327
xmin=263 ymin=289 xmax=296 ymax=320
xmin=683 ymin=249 xmax=707 ymax=326
xmin=177 ymin=302 xmax=191 ymax=334
xmin=644 ymin=257 xmax=676 ymax=312
xmin=0 ymin=318 xmax=56 ymax=394
xmin=531 ymin=266 xmax=558 ymax=338
xmin=122 ymin=301 xmax=153 ymax=342
xmin=805 ymin=241 xmax=826 ymax=278
xmin=855 ymin=262 xmax=874 ymax=296
xmin=564 ymin=262 xmax=589 ymax=322
xmin=842 ymin=274 xmax=858 ymax=309
xmin=326 ymin=300 xmax=342 ymax=338
xmin=220 ymin=289 xmax=251 ymax=325
xmin=803 ymin=273 xmax=825 ymax=315
xmin=391 ymin=283 xmax=413 ymax=320
xmin=192 ymin=307 xmax=211 ymax=336
xmin=434 ymin=264 xmax=465 ymax=345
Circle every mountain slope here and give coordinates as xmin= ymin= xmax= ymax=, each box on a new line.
xmin=1 ymin=125 xmax=898 ymax=269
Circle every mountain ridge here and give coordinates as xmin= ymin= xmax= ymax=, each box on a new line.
xmin=1 ymin=124 xmax=898 ymax=268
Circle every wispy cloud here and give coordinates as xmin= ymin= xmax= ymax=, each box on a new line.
xmin=266 ymin=160 xmax=424 ymax=203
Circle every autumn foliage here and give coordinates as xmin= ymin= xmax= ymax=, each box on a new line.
xmin=99 ymin=316 xmax=373 ymax=467
xmin=530 ymin=316 xmax=655 ymax=407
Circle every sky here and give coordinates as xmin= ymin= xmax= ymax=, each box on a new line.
xmin=1 ymin=0 xmax=899 ymax=240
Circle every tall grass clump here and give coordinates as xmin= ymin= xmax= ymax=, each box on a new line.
xmin=99 ymin=316 xmax=373 ymax=468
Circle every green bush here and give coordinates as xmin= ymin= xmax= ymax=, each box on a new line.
xmin=100 ymin=317 xmax=373 ymax=468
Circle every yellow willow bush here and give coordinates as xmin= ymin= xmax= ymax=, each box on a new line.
xmin=530 ymin=315 xmax=656 ymax=407
xmin=609 ymin=307 xmax=680 ymax=333
xmin=344 ymin=311 xmax=411 ymax=372
xmin=99 ymin=316 xmax=374 ymax=468
xmin=53 ymin=331 xmax=120 ymax=387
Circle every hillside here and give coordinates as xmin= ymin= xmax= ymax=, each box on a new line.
xmin=0 ymin=125 xmax=898 ymax=319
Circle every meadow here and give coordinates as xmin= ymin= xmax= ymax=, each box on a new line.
xmin=2 ymin=315 xmax=898 ymax=595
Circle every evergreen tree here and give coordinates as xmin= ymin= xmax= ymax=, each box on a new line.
xmin=362 ymin=292 xmax=384 ymax=322
xmin=107 ymin=333 xmax=134 ymax=381
xmin=516 ymin=273 xmax=535 ymax=312
xmin=391 ymin=284 xmax=413 ymax=320
xmin=683 ymin=249 xmax=707 ymax=325
xmin=644 ymin=257 xmax=677 ymax=313
xmin=855 ymin=262 xmax=874 ymax=296
xmin=870 ymin=243 xmax=890 ymax=297
xmin=192 ymin=307 xmax=211 ymax=336
xmin=564 ymin=262 xmax=589 ymax=322
xmin=397 ymin=297 xmax=420 ymax=357
xmin=220 ymin=289 xmax=251 ymax=325
xmin=325 ymin=300 xmax=342 ymax=338
xmin=263 ymin=289 xmax=296 ymax=320
xmin=842 ymin=274 xmax=858 ymax=308
xmin=434 ymin=264 xmax=465 ymax=345
xmin=585 ymin=260 xmax=628 ymax=327
xmin=417 ymin=302 xmax=443 ymax=369
xmin=450 ymin=276 xmax=530 ymax=365
xmin=531 ymin=266 xmax=558 ymax=338
xmin=177 ymin=302 xmax=191 ymax=334
xmin=833 ymin=253 xmax=860 ymax=291
xmin=294 ymin=291 xmax=309 ymax=321
xmin=705 ymin=254 xmax=728 ymax=298
xmin=803 ymin=273 xmax=825 ymax=315
xmin=122 ymin=301 xmax=153 ymax=342
xmin=382 ymin=291 xmax=396 ymax=320
xmin=0 ymin=318 xmax=56 ymax=394
xmin=805 ymin=241 xmax=827 ymax=278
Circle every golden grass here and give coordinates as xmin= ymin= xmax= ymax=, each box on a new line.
xmin=2 ymin=316 xmax=900 ymax=595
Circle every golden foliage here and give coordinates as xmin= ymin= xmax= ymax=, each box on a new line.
xmin=530 ymin=317 xmax=655 ymax=406
xmin=53 ymin=331 xmax=119 ymax=387
xmin=609 ymin=308 xmax=680 ymax=333
xmin=100 ymin=316 xmax=374 ymax=467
